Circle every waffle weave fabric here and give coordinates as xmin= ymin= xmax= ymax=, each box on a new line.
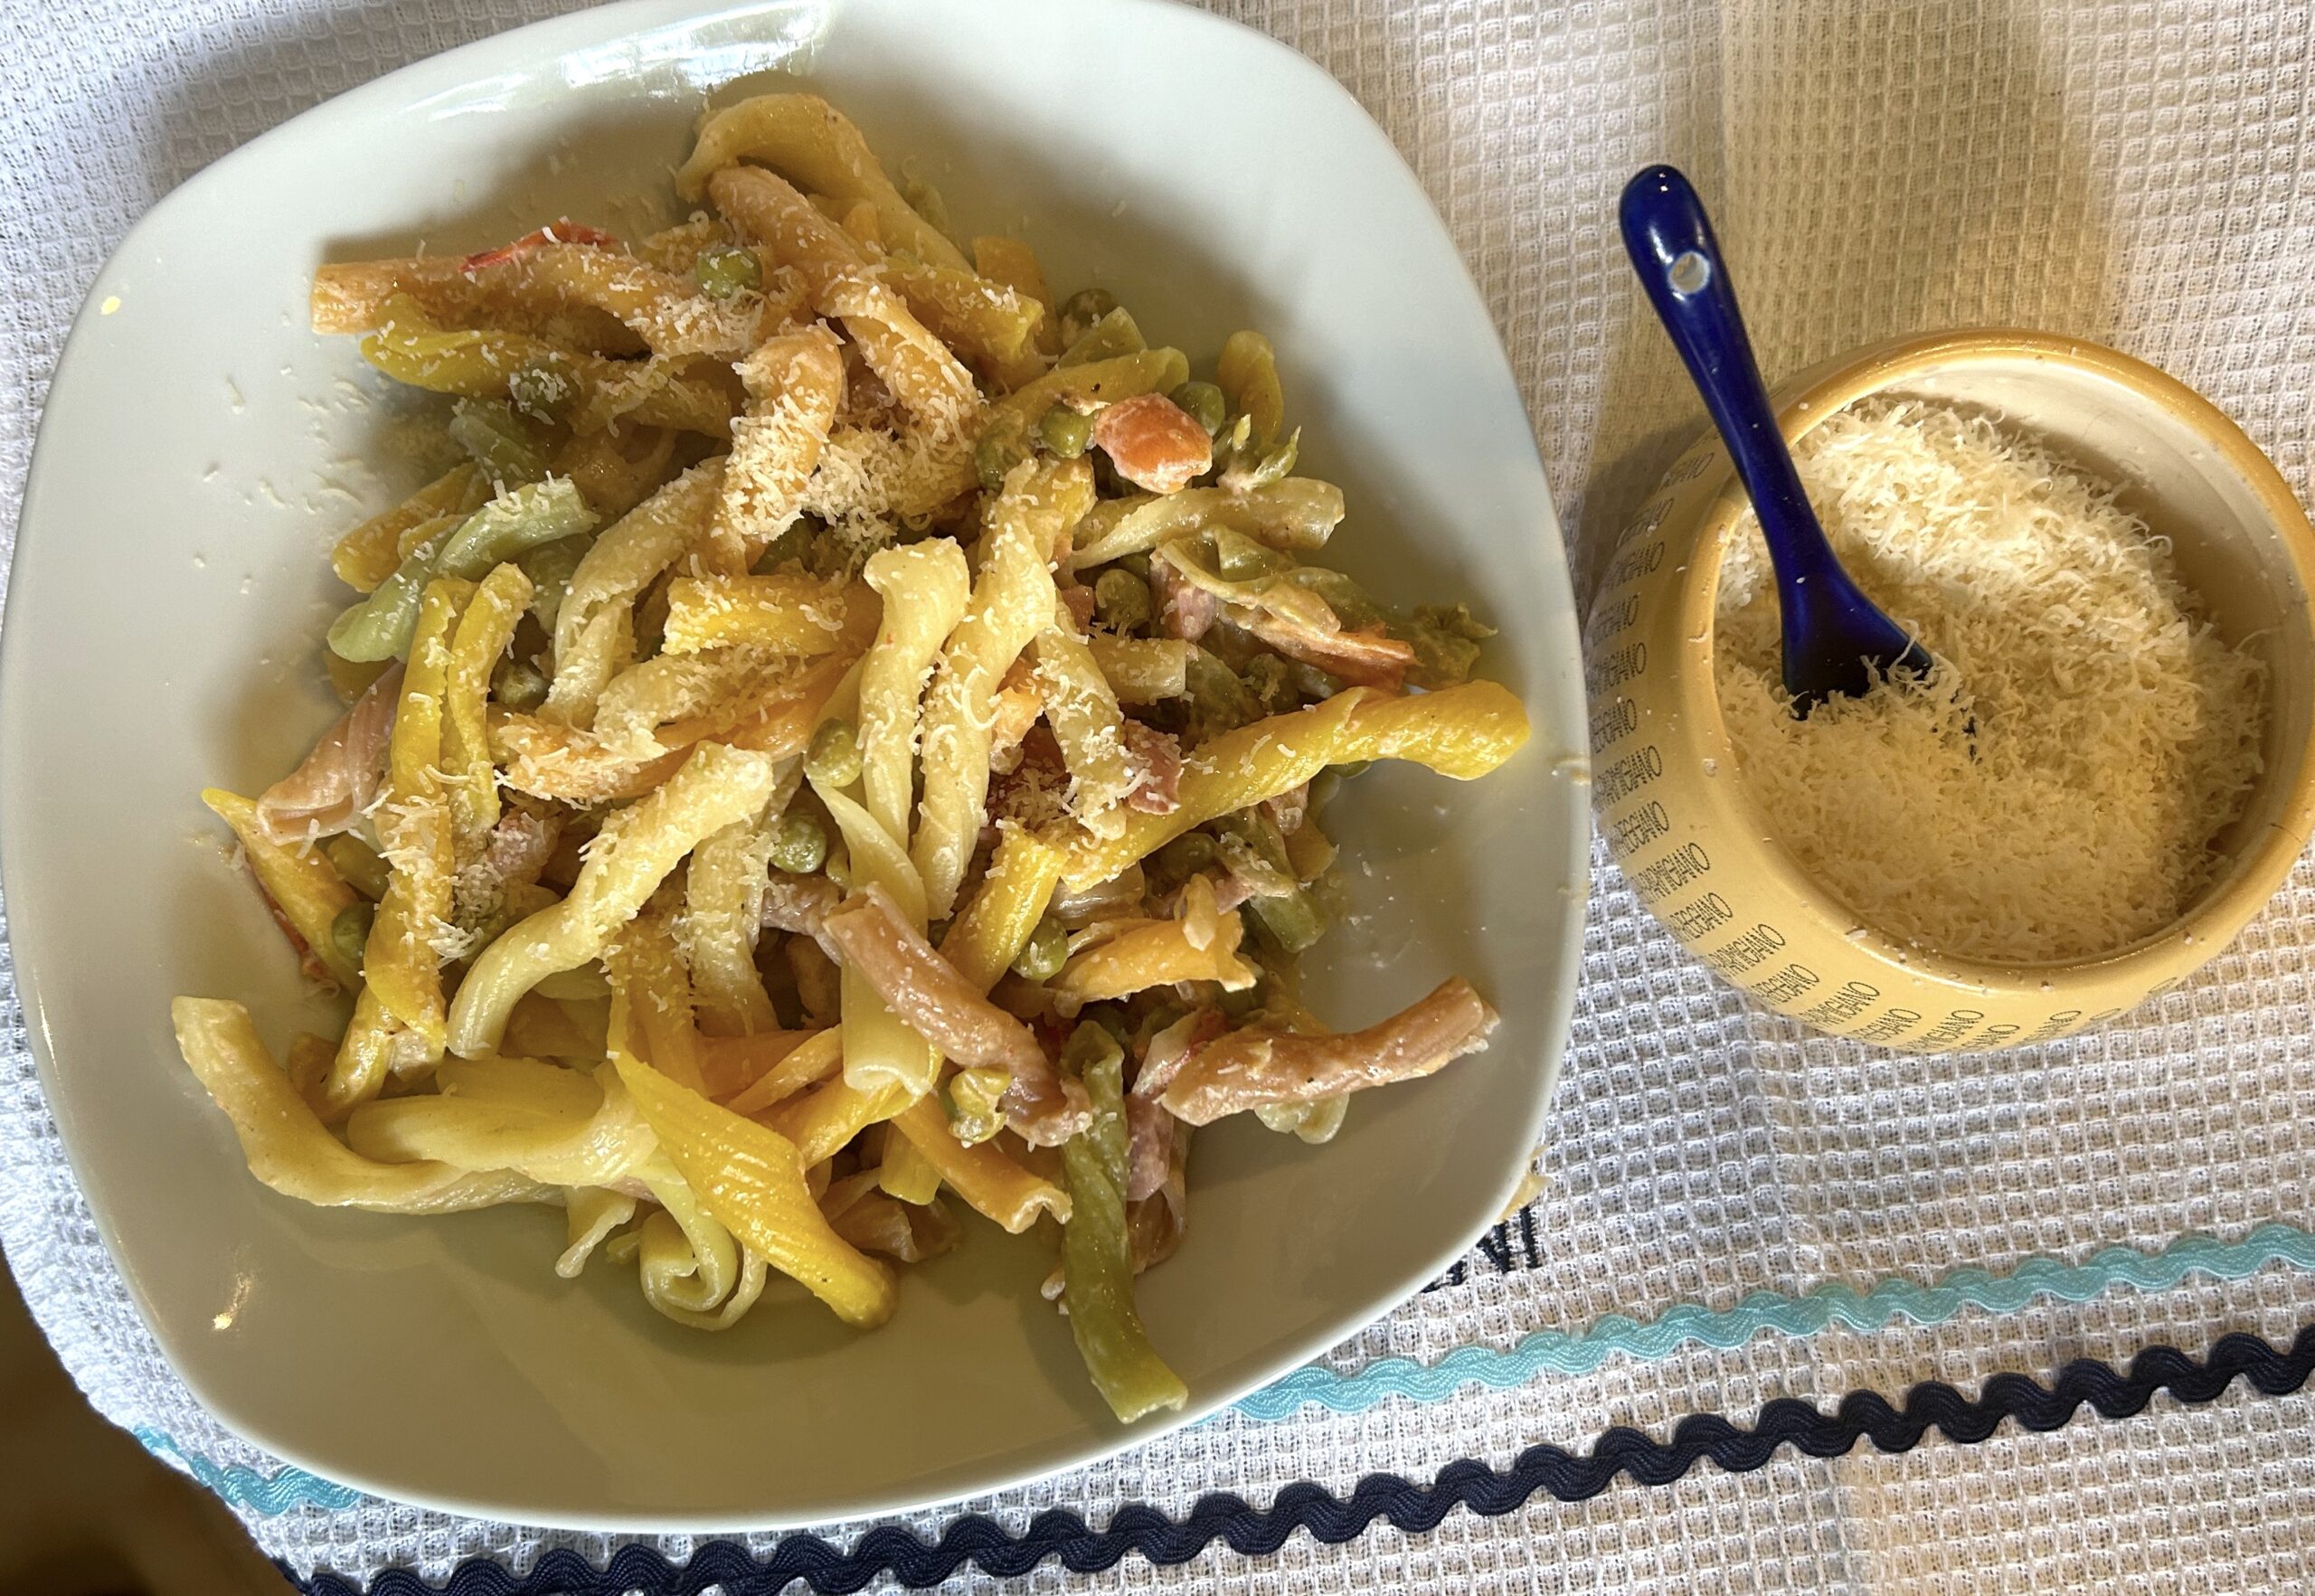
xmin=5 ymin=2 xmax=2315 ymax=1591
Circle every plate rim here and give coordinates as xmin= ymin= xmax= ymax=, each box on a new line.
xmin=0 ymin=0 xmax=1590 ymax=1531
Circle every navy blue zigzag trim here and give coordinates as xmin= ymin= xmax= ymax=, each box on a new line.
xmin=289 ymin=1325 xmax=2315 ymax=1596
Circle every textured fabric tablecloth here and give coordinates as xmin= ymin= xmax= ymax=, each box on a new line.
xmin=7 ymin=1 xmax=2315 ymax=1591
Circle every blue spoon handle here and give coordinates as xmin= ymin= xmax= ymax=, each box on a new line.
xmin=1617 ymin=165 xmax=1845 ymax=591
xmin=1619 ymin=165 xmax=1930 ymax=708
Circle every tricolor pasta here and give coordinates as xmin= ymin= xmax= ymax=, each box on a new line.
xmin=175 ymin=91 xmax=1528 ymax=1422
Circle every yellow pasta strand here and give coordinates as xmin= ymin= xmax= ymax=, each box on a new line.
xmin=1033 ymin=621 xmax=1134 ymax=827
xmin=859 ymin=539 xmax=970 ymax=851
xmin=1216 ymin=330 xmax=1285 ymax=448
xmin=938 ymin=826 xmax=1063 ymax=995
xmin=200 ymin=789 xmax=360 ymax=988
xmin=442 ymin=561 xmax=534 ymax=851
xmin=173 ymin=999 xmax=549 ymax=1214
xmin=677 ymin=92 xmax=970 ymax=272
xmin=1067 ymin=479 xmax=1345 ymax=571
xmin=446 ymin=741 xmax=785 ymax=1057
xmin=353 ymin=576 xmax=472 ymax=1076
xmin=546 ymin=458 xmax=725 ymax=725
xmin=811 ymin=774 xmax=938 ymax=1097
xmin=609 ymin=894 xmax=709 ymax=1094
xmin=1086 ymin=637 xmax=1191 ymax=704
xmin=888 ymin=1098 xmax=1069 ymax=1232
xmin=705 ymin=326 xmax=845 ymax=573
xmin=763 ymin=1076 xmax=913 ymax=1167
xmin=592 ymin=646 xmax=793 ymax=760
xmin=613 ymin=1048 xmax=896 ymax=1327
xmin=658 ymin=572 xmax=853 ymax=656
xmin=1055 ymin=682 xmax=1531 ymax=890
xmin=1051 ymin=878 xmax=1258 ymax=1002
xmin=344 ymin=1060 xmax=656 ymax=1188
xmin=332 ymin=464 xmax=489 ymax=593
xmin=684 ymin=779 xmax=795 ymax=1037
xmin=720 ymin=1028 xmax=845 ymax=1116
xmin=877 ymin=1129 xmax=944 ymax=1206
xmin=878 ymin=258 xmax=1044 ymax=367
xmin=913 ymin=458 xmax=1090 ymax=917
xmin=994 ymin=348 xmax=1188 ymax=428
xmin=821 ymin=274 xmax=982 ymax=429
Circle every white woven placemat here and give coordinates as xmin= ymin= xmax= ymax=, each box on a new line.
xmin=7 ymin=1 xmax=2315 ymax=1590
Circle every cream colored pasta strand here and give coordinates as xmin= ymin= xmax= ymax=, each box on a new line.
xmin=445 ymin=741 xmax=784 ymax=1057
xmin=173 ymin=999 xmax=550 ymax=1215
xmin=545 ymin=459 xmax=723 ymax=726
xmin=683 ymin=761 xmax=801 ymax=1037
xmin=812 ymin=778 xmax=937 ymax=1096
xmin=859 ymin=539 xmax=970 ymax=852
xmin=1033 ymin=616 xmax=1134 ymax=831
xmin=912 ymin=458 xmax=1091 ymax=918
xmin=705 ymin=326 xmax=844 ymax=574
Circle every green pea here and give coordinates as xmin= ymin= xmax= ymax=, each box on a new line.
xmin=1010 ymin=914 xmax=1069 ymax=983
xmin=329 ymin=901 xmax=374 ymax=978
xmin=1217 ymin=977 xmax=1265 ymax=1020
xmin=1037 ymin=404 xmax=1092 ymax=458
xmin=1169 ymin=381 xmax=1227 ymax=437
xmin=805 ymin=717 xmax=864 ymax=789
xmin=770 ymin=812 xmax=827 ymax=875
xmin=751 ymin=517 xmax=817 ymax=575
xmin=1058 ymin=287 xmax=1118 ymax=345
xmin=506 ymin=362 xmax=577 ymax=424
xmin=1153 ymin=830 xmax=1216 ymax=883
xmin=493 ymin=656 xmax=551 ymax=711
xmin=694 ymin=243 xmax=762 ymax=301
xmin=1092 ymin=567 xmax=1153 ymax=635
xmin=944 ymin=1067 xmax=1010 ymax=1145
xmin=975 ymin=411 xmax=1031 ymax=493
xmin=1079 ymin=1002 xmax=1132 ymax=1051
xmin=1244 ymin=651 xmax=1291 ymax=710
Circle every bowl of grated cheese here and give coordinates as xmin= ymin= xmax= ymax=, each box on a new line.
xmin=1588 ymin=329 xmax=2315 ymax=1051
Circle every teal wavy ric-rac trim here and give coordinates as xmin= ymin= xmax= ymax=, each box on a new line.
xmin=139 ymin=1223 xmax=2315 ymax=1513
xmin=135 ymin=1427 xmax=363 ymax=1513
xmin=1234 ymin=1223 xmax=2315 ymax=1420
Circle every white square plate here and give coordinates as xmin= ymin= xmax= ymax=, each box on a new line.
xmin=0 ymin=0 xmax=1588 ymax=1529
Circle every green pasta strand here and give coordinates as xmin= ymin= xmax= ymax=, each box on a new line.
xmin=327 ymin=478 xmax=598 ymax=662
xmin=1059 ymin=1029 xmax=1186 ymax=1423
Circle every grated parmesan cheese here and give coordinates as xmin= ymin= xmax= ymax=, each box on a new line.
xmin=1715 ymin=401 xmax=2269 ymax=964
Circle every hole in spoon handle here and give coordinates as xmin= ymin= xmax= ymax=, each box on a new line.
xmin=1619 ymin=166 xmax=1840 ymax=589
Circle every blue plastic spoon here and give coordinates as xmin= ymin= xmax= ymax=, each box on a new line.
xmin=1620 ymin=164 xmax=1933 ymax=713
